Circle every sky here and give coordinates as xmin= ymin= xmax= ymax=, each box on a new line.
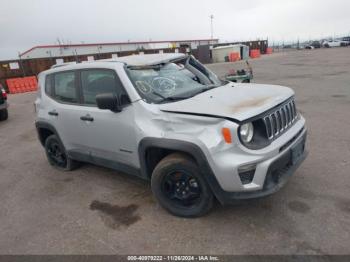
xmin=0 ymin=0 xmax=349 ymax=60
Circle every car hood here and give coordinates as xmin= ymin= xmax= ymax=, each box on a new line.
xmin=159 ymin=83 xmax=294 ymax=122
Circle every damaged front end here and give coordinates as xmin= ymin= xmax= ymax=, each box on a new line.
xmin=127 ymin=53 xmax=307 ymax=200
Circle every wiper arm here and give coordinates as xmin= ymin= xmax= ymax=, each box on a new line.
xmin=203 ymin=84 xmax=219 ymax=91
xmin=192 ymin=84 xmax=220 ymax=97
xmin=152 ymin=91 xmax=167 ymax=100
xmin=152 ymin=91 xmax=190 ymax=103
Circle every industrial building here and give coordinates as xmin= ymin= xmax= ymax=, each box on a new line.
xmin=0 ymin=39 xmax=218 ymax=90
xmin=0 ymin=38 xmax=268 ymax=91
xmin=19 ymin=39 xmax=219 ymax=60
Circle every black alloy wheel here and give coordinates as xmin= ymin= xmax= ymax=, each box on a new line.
xmin=46 ymin=139 xmax=67 ymax=168
xmin=151 ymin=153 xmax=214 ymax=217
xmin=161 ymin=170 xmax=202 ymax=208
xmin=44 ymin=134 xmax=80 ymax=171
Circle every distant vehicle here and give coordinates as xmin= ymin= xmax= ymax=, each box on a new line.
xmin=323 ymin=40 xmax=342 ymax=48
xmin=340 ymin=37 xmax=350 ymax=46
xmin=305 ymin=41 xmax=321 ymax=49
xmin=225 ymin=61 xmax=253 ymax=83
xmin=305 ymin=45 xmax=315 ymax=50
xmin=0 ymin=84 xmax=8 ymax=121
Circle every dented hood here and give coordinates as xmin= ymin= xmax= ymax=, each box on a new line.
xmin=159 ymin=83 xmax=294 ymax=122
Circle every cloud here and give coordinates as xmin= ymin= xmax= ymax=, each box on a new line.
xmin=0 ymin=0 xmax=349 ymax=60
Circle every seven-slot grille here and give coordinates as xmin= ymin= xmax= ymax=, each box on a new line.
xmin=263 ymin=99 xmax=298 ymax=139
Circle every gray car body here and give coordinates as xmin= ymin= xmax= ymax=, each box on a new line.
xmin=35 ymin=53 xmax=307 ymax=202
xmin=0 ymin=90 xmax=8 ymax=110
xmin=0 ymin=101 xmax=8 ymax=110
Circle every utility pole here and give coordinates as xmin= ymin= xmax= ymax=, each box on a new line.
xmin=297 ymin=38 xmax=300 ymax=50
xmin=18 ymin=52 xmax=26 ymax=77
xmin=210 ymin=14 xmax=214 ymax=40
xmin=48 ymin=50 xmax=54 ymax=66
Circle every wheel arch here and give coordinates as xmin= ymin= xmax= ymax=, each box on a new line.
xmin=138 ymin=137 xmax=226 ymax=203
xmin=35 ymin=121 xmax=63 ymax=147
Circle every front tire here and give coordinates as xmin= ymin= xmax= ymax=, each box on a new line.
xmin=44 ymin=135 xmax=79 ymax=171
xmin=0 ymin=109 xmax=8 ymax=121
xmin=151 ymin=153 xmax=214 ymax=217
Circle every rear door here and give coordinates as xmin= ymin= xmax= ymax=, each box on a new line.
xmin=45 ymin=70 xmax=89 ymax=154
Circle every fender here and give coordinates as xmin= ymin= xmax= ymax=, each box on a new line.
xmin=35 ymin=121 xmax=64 ymax=147
xmin=138 ymin=137 xmax=227 ymax=204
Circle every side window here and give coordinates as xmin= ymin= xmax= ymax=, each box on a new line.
xmin=81 ymin=69 xmax=129 ymax=106
xmin=45 ymin=74 xmax=53 ymax=96
xmin=53 ymin=71 xmax=77 ymax=103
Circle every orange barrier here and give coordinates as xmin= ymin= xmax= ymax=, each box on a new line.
xmin=6 ymin=76 xmax=38 ymax=94
xmin=229 ymin=52 xmax=240 ymax=62
xmin=266 ymin=47 xmax=273 ymax=54
xmin=250 ymin=49 xmax=261 ymax=58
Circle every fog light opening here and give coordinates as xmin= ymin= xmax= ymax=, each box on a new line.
xmin=238 ymin=164 xmax=256 ymax=185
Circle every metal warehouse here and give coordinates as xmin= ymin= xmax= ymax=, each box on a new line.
xmin=0 ymin=38 xmax=268 ymax=91
xmin=19 ymin=39 xmax=219 ymax=60
xmin=0 ymin=39 xmax=218 ymax=89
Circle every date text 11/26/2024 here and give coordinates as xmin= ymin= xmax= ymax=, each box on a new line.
xmin=127 ymin=255 xmax=219 ymax=261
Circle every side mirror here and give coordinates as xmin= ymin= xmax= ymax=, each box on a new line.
xmin=96 ymin=93 xmax=121 ymax=112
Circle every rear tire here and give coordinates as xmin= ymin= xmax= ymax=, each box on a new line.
xmin=0 ymin=109 xmax=8 ymax=121
xmin=44 ymin=134 xmax=79 ymax=171
xmin=151 ymin=153 xmax=214 ymax=217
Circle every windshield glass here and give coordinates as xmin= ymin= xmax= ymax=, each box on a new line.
xmin=126 ymin=58 xmax=223 ymax=104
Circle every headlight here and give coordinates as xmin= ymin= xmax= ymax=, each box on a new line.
xmin=240 ymin=123 xmax=254 ymax=143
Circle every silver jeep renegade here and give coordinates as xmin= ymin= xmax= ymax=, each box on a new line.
xmin=35 ymin=53 xmax=307 ymax=217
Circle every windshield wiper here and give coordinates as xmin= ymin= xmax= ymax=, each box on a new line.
xmin=152 ymin=91 xmax=190 ymax=103
xmin=192 ymin=84 xmax=220 ymax=97
xmin=203 ymin=84 xmax=220 ymax=90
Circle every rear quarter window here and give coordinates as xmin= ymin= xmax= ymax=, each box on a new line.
xmin=45 ymin=74 xmax=53 ymax=96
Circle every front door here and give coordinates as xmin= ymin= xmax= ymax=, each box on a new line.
xmin=77 ymin=68 xmax=138 ymax=168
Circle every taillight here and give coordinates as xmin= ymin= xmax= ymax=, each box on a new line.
xmin=1 ymin=88 xmax=7 ymax=100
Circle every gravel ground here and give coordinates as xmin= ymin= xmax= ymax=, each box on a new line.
xmin=0 ymin=47 xmax=349 ymax=255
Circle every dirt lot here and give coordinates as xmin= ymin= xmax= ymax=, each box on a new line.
xmin=0 ymin=48 xmax=349 ymax=255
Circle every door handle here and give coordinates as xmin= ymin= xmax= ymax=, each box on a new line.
xmin=80 ymin=115 xmax=94 ymax=122
xmin=48 ymin=111 xmax=59 ymax=116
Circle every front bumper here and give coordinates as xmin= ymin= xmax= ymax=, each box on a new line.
xmin=214 ymin=130 xmax=307 ymax=204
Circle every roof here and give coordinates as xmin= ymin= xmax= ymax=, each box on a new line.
xmin=212 ymin=44 xmax=246 ymax=50
xmin=20 ymin=39 xmax=219 ymax=57
xmin=108 ymin=53 xmax=187 ymax=66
